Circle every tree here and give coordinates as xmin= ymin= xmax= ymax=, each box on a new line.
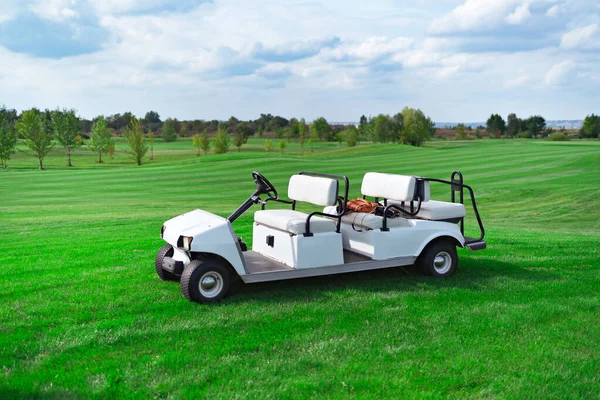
xmin=233 ymin=132 xmax=245 ymax=152
xmin=0 ymin=106 xmax=18 ymax=169
xmin=400 ymin=107 xmax=431 ymax=147
xmin=278 ymin=140 xmax=286 ymax=153
xmin=345 ymin=125 xmax=359 ymax=147
xmin=312 ymin=117 xmax=332 ymax=141
xmin=265 ymin=139 xmax=273 ymax=152
xmin=144 ymin=111 xmax=161 ymax=124
xmin=148 ymin=130 xmax=155 ymax=160
xmin=506 ymin=113 xmax=520 ymax=138
xmin=336 ymin=130 xmax=344 ymax=147
xmin=581 ymin=114 xmax=600 ymax=138
xmin=373 ymin=114 xmax=392 ymax=143
xmin=125 ymin=117 xmax=148 ymax=165
xmin=309 ymin=123 xmax=319 ymax=151
xmin=486 ymin=114 xmax=506 ymax=138
xmin=88 ymin=116 xmax=112 ymax=163
xmin=391 ymin=113 xmax=404 ymax=142
xmin=107 ymin=143 xmax=116 ymax=158
xmin=198 ymin=132 xmax=211 ymax=155
xmin=298 ymin=118 xmax=306 ymax=155
xmin=17 ymin=109 xmax=54 ymax=170
xmin=258 ymin=125 xmax=264 ymax=137
xmin=52 ymin=108 xmax=81 ymax=167
xmin=162 ymin=118 xmax=177 ymax=142
xmin=524 ymin=115 xmax=546 ymax=138
xmin=107 ymin=112 xmax=133 ymax=132
xmin=359 ymin=115 xmax=372 ymax=142
xmin=214 ymin=124 xmax=230 ymax=154
xmin=456 ymin=124 xmax=467 ymax=140
xmin=192 ymin=134 xmax=202 ymax=156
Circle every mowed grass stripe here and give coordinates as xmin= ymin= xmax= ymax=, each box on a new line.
xmin=1 ymin=139 xmax=599 ymax=398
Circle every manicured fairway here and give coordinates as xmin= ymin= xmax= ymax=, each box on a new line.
xmin=1 ymin=140 xmax=599 ymax=399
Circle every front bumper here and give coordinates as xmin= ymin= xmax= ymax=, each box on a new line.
xmin=163 ymin=257 xmax=184 ymax=275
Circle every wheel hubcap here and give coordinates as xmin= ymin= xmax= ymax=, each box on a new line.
xmin=198 ymin=271 xmax=223 ymax=298
xmin=433 ymin=251 xmax=452 ymax=274
xmin=201 ymin=276 xmax=216 ymax=291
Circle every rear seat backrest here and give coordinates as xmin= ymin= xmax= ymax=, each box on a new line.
xmin=288 ymin=174 xmax=338 ymax=206
xmin=361 ymin=172 xmax=416 ymax=201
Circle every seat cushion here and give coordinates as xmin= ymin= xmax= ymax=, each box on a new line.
xmin=254 ymin=209 xmax=337 ymax=234
xmin=323 ymin=206 xmax=409 ymax=231
xmin=361 ymin=172 xmax=416 ymax=201
xmin=388 ymin=200 xmax=466 ymax=221
xmin=288 ymin=174 xmax=338 ymax=206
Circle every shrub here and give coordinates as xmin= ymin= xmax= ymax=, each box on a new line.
xmin=549 ymin=132 xmax=570 ymax=141
xmin=264 ymin=140 xmax=273 ymax=152
xmin=517 ymin=131 xmax=530 ymax=138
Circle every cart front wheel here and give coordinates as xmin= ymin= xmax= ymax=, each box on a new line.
xmin=180 ymin=259 xmax=231 ymax=303
xmin=155 ymin=244 xmax=179 ymax=281
xmin=418 ymin=240 xmax=458 ymax=277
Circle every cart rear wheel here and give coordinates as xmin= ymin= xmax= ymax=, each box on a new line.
xmin=418 ymin=240 xmax=458 ymax=277
xmin=155 ymin=244 xmax=179 ymax=281
xmin=180 ymin=259 xmax=231 ymax=303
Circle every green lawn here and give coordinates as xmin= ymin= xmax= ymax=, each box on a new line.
xmin=1 ymin=139 xmax=599 ymax=399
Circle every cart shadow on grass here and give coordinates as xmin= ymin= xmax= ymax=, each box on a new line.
xmin=224 ymin=257 xmax=558 ymax=304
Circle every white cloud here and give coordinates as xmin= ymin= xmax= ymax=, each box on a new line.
xmin=504 ymin=74 xmax=530 ymax=88
xmin=545 ymin=60 xmax=575 ymax=85
xmin=560 ymin=24 xmax=599 ymax=49
xmin=546 ymin=4 xmax=560 ymax=17
xmin=429 ymin=0 xmax=520 ymax=34
xmin=0 ymin=0 xmax=20 ymax=22
xmin=29 ymin=0 xmax=80 ymax=22
xmin=505 ymin=1 xmax=531 ymax=24
xmin=1 ymin=0 xmax=600 ymax=122
xmin=329 ymin=36 xmax=414 ymax=62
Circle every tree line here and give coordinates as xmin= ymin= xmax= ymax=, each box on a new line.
xmin=484 ymin=113 xmax=600 ymax=140
xmin=2 ymin=104 xmax=597 ymax=170
xmin=0 ymin=106 xmax=436 ymax=169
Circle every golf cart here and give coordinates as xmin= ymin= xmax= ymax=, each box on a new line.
xmin=156 ymin=171 xmax=486 ymax=303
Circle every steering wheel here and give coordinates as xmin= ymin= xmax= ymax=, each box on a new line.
xmin=252 ymin=171 xmax=278 ymax=200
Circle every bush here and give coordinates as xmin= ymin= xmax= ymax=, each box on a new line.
xmin=264 ymin=140 xmax=273 ymax=152
xmin=549 ymin=132 xmax=570 ymax=141
xmin=517 ymin=131 xmax=530 ymax=138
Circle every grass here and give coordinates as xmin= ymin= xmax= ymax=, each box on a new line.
xmin=1 ymin=139 xmax=599 ymax=399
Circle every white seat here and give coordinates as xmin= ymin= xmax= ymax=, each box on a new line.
xmin=254 ymin=174 xmax=340 ymax=235
xmin=255 ymin=209 xmax=337 ymax=234
xmin=388 ymin=200 xmax=466 ymax=221
xmin=323 ymin=206 xmax=408 ymax=230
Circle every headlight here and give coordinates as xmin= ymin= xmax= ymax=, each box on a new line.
xmin=181 ymin=236 xmax=193 ymax=250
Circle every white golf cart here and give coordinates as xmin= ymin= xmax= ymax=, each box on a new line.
xmin=156 ymin=171 xmax=486 ymax=303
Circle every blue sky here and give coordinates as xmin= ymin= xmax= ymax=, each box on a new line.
xmin=0 ymin=0 xmax=599 ymax=122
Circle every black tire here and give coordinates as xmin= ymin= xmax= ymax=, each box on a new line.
xmin=180 ymin=259 xmax=231 ymax=303
xmin=417 ymin=240 xmax=458 ymax=277
xmin=155 ymin=244 xmax=179 ymax=281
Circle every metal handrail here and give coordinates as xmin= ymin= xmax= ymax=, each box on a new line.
xmin=298 ymin=171 xmax=350 ymax=236
xmin=423 ymin=174 xmax=485 ymax=243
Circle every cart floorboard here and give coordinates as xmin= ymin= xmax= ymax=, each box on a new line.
xmin=241 ymin=250 xmax=415 ymax=284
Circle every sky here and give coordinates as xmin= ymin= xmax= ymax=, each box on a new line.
xmin=0 ymin=0 xmax=599 ymax=123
